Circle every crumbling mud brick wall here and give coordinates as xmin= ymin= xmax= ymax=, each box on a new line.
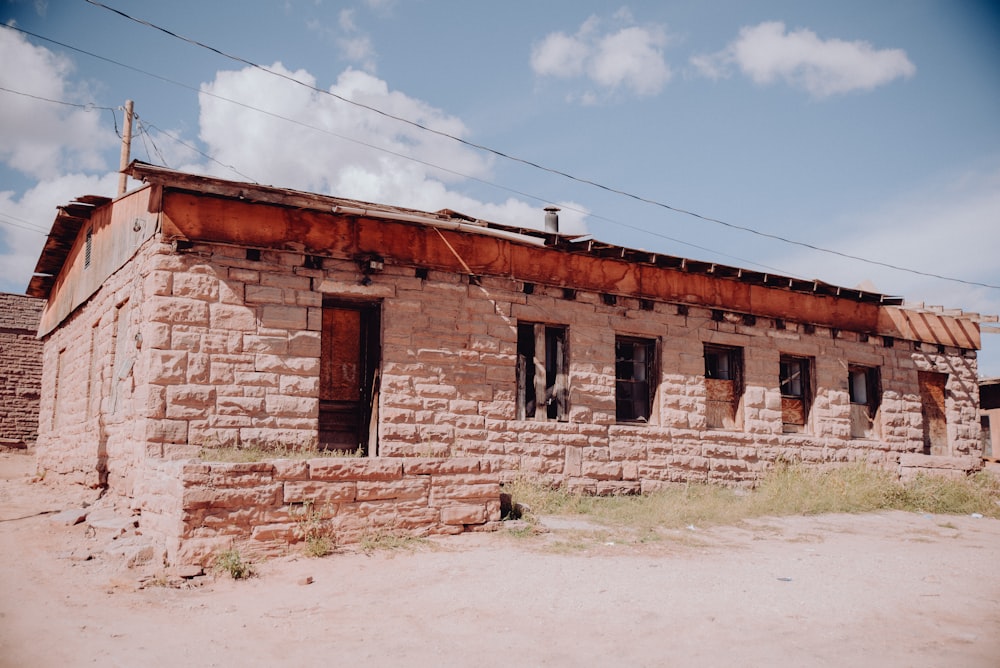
xmin=0 ymin=292 xmax=44 ymax=449
xmin=134 ymin=456 xmax=499 ymax=565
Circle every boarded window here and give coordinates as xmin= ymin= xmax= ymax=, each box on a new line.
xmin=779 ymin=355 xmax=811 ymax=432
xmin=704 ymin=345 xmax=743 ymax=430
xmin=516 ymin=323 xmax=569 ymax=421
xmin=848 ymin=365 xmax=880 ymax=439
xmin=616 ymin=336 xmax=656 ymax=422
xmin=918 ymin=370 xmax=948 ymax=455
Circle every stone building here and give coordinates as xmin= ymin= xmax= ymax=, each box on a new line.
xmin=25 ymin=162 xmax=987 ymax=562
xmin=0 ymin=292 xmax=44 ymax=449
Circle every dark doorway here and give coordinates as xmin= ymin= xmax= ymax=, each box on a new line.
xmin=918 ymin=371 xmax=948 ymax=455
xmin=320 ymin=299 xmax=381 ymax=454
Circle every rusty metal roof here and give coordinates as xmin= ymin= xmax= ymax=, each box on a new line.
xmin=26 ymin=195 xmax=111 ymax=298
xmin=123 ymin=161 xmax=904 ymax=307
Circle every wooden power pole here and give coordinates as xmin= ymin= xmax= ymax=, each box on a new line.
xmin=117 ymin=99 xmax=134 ymax=197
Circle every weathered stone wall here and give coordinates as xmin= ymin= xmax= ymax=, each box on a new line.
xmin=0 ymin=292 xmax=44 ymax=449
xmin=38 ymin=234 xmax=981 ymax=496
xmin=135 ymin=456 xmax=499 ymax=565
xmin=35 ymin=240 xmax=148 ymax=488
xmin=374 ymin=273 xmax=980 ymax=488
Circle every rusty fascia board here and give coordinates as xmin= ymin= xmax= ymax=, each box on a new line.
xmin=127 ymin=161 xmax=919 ymax=311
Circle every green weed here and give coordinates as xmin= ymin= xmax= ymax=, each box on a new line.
xmin=212 ymin=547 xmax=255 ymax=580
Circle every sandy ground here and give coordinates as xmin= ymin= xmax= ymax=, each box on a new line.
xmin=1 ymin=451 xmax=999 ymax=668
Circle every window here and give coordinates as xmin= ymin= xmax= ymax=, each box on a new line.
xmin=615 ymin=336 xmax=656 ymax=422
xmin=517 ymin=323 xmax=568 ymax=421
xmin=704 ymin=345 xmax=743 ymax=429
xmin=847 ymin=365 xmax=882 ymax=438
xmin=848 ymin=365 xmax=880 ymax=438
xmin=779 ymin=355 xmax=811 ymax=432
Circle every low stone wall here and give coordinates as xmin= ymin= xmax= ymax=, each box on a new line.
xmin=898 ymin=453 xmax=980 ymax=483
xmin=136 ymin=456 xmax=500 ymax=566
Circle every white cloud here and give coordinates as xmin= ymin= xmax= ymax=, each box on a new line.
xmin=196 ymin=63 xmax=585 ymax=233
xmin=306 ymin=10 xmax=377 ymax=72
xmin=0 ymin=172 xmax=118 ymax=293
xmin=0 ymin=28 xmax=114 ymax=179
xmin=765 ymin=168 xmax=1000 ymax=375
xmin=531 ymin=14 xmax=671 ymax=101
xmin=692 ymin=21 xmax=915 ymax=97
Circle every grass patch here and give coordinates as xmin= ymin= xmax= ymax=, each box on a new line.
xmin=293 ymin=500 xmax=336 ymax=558
xmin=212 ymin=547 xmax=255 ymax=580
xmin=503 ymin=463 xmax=1000 ymax=533
xmin=199 ymin=445 xmax=364 ymax=462
xmin=358 ymin=525 xmax=426 ymax=554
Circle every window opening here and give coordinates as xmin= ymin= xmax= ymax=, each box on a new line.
xmin=85 ymin=228 xmax=93 ymax=268
xmin=918 ymin=371 xmax=948 ymax=455
xmin=616 ymin=336 xmax=656 ymax=422
xmin=848 ymin=365 xmax=881 ymax=439
xmin=704 ymin=345 xmax=743 ymax=430
xmin=779 ymin=355 xmax=811 ymax=432
xmin=516 ymin=323 xmax=568 ymax=421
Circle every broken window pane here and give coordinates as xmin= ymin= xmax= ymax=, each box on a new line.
xmin=517 ymin=323 xmax=568 ymax=421
xmin=704 ymin=345 xmax=743 ymax=430
xmin=616 ymin=336 xmax=656 ymax=422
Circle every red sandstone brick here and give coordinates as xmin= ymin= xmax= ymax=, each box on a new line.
xmin=308 ymin=459 xmax=403 ymax=481
xmin=403 ymin=458 xmax=482 ymax=475
xmin=356 ymin=478 xmax=430 ymax=502
xmin=440 ymin=503 xmax=487 ymax=525
xmin=283 ymin=480 xmax=357 ymax=504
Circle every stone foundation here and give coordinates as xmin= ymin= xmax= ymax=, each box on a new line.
xmin=134 ymin=456 xmax=499 ymax=566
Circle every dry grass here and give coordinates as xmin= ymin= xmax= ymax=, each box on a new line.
xmin=198 ymin=445 xmax=363 ymax=462
xmin=504 ymin=463 xmax=1000 ymax=533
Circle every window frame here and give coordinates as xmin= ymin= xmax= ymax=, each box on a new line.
xmin=615 ymin=335 xmax=657 ymax=423
xmin=848 ymin=364 xmax=881 ymax=439
xmin=778 ymin=354 xmax=812 ymax=432
xmin=704 ymin=344 xmax=744 ymax=430
xmin=516 ymin=322 xmax=569 ymax=422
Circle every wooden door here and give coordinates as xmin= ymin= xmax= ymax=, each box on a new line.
xmin=320 ymin=302 xmax=380 ymax=454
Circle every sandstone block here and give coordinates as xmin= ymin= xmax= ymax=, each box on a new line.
xmin=172 ymin=273 xmax=219 ymax=301
xmin=272 ymin=459 xmax=309 ymax=481
xmin=283 ymin=480 xmax=357 ymax=504
xmin=254 ymin=355 xmax=320 ymax=376
xmin=356 ymin=478 xmax=430 ymax=502
xmin=260 ymin=305 xmax=308 ymax=330
xmin=149 ymin=297 xmax=209 ymax=326
xmin=402 ymin=458 xmax=482 ymax=475
xmin=308 ymin=459 xmax=403 ymax=481
xmin=210 ymin=303 xmax=257 ymax=331
xmin=148 ymin=350 xmax=187 ymax=384
xmin=440 ymin=503 xmax=487 ymax=526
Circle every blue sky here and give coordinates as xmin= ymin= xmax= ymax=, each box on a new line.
xmin=1 ymin=1 xmax=999 ymax=375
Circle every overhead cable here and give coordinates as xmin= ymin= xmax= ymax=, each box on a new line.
xmin=82 ymin=0 xmax=1000 ymax=290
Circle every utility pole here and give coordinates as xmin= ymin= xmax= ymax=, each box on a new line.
xmin=117 ymin=99 xmax=134 ymax=197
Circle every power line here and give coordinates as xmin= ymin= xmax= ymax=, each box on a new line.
xmin=83 ymin=0 xmax=1000 ymax=291
xmin=0 ymin=216 xmax=48 ymax=236
xmin=137 ymin=118 xmax=257 ymax=183
xmin=9 ymin=18 xmax=1000 ymax=289
xmin=0 ymin=31 xmax=789 ymax=274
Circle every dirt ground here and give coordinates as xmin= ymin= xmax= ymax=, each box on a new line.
xmin=1 ymin=451 xmax=999 ymax=667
